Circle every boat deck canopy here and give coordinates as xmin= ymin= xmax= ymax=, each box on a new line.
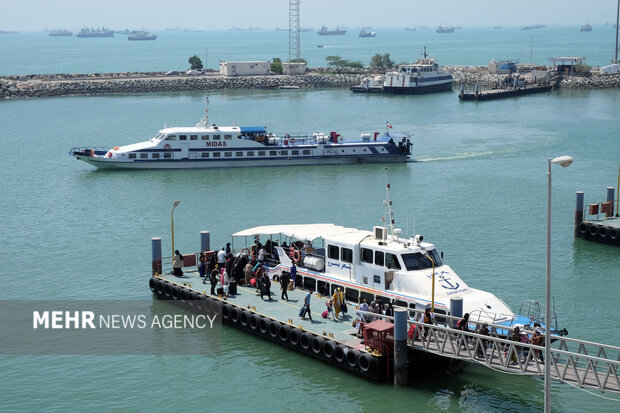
xmin=240 ymin=126 xmax=266 ymax=134
xmin=233 ymin=224 xmax=358 ymax=241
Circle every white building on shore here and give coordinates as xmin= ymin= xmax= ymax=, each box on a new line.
xmin=219 ymin=61 xmax=270 ymax=76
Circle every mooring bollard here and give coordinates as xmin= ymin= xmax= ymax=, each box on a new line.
xmin=575 ymin=191 xmax=584 ymax=237
xmin=200 ymin=231 xmax=211 ymax=252
xmin=450 ymin=297 xmax=463 ymax=328
xmin=151 ymin=237 xmax=162 ymax=275
xmin=394 ymin=308 xmax=408 ymax=386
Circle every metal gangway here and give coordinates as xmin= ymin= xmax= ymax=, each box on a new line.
xmin=402 ymin=310 xmax=620 ymax=395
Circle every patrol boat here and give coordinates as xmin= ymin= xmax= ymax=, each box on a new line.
xmin=70 ymin=106 xmax=412 ymax=170
xmin=383 ymin=48 xmax=454 ymax=94
xmin=231 ymin=175 xmax=562 ymax=331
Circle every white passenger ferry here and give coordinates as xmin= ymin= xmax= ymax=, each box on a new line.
xmin=383 ymin=49 xmax=454 ymax=95
xmin=70 ymin=111 xmax=412 ymax=169
xmin=232 ymin=177 xmax=560 ymax=331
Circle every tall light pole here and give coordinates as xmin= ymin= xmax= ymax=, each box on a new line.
xmin=171 ymin=200 xmax=180 ymax=261
xmin=545 ymin=156 xmax=573 ymax=413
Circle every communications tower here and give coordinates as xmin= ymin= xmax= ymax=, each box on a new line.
xmin=289 ymin=0 xmax=300 ymax=61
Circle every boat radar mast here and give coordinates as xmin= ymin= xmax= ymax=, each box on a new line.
xmin=383 ymin=167 xmax=396 ymax=239
xmin=196 ymin=96 xmax=209 ymax=127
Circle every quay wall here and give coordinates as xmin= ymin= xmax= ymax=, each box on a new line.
xmin=1 ymin=68 xmax=619 ymax=99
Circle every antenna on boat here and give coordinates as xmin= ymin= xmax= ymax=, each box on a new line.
xmin=384 ymin=167 xmax=395 ymax=238
xmin=196 ymin=95 xmax=209 ymax=127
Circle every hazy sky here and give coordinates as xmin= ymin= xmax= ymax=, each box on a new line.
xmin=1 ymin=0 xmax=618 ymax=31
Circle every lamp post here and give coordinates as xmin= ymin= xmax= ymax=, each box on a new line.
xmin=545 ymin=156 xmax=573 ymax=413
xmin=171 ymin=200 xmax=180 ymax=261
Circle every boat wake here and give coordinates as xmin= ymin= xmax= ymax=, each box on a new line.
xmin=415 ymin=150 xmax=497 ymax=162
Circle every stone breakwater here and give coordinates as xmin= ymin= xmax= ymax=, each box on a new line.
xmin=1 ymin=68 xmax=619 ymax=99
xmin=0 ymin=72 xmax=365 ymax=99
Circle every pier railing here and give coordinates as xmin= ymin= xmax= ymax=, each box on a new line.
xmin=353 ymin=307 xmax=620 ymax=394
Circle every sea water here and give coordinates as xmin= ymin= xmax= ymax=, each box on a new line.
xmin=0 ymin=29 xmax=619 ymax=412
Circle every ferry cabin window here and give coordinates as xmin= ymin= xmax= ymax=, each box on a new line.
xmin=224 ymin=134 xmax=232 ymax=140
xmin=165 ymin=135 xmax=176 ymax=141
xmin=163 ymin=153 xmax=172 ymax=159
xmin=190 ymin=135 xmax=198 ymax=140
xmin=385 ymin=253 xmax=401 ymax=270
xmin=140 ymin=153 xmax=148 ymax=159
xmin=247 ymin=151 xmax=254 ymax=156
xmin=341 ymin=248 xmax=353 ymax=263
xmin=292 ymin=150 xmax=299 ymax=155
xmin=373 ymin=275 xmax=381 ymax=284
xmin=213 ymin=135 xmax=221 ymax=140
xmin=201 ymin=135 xmax=209 ymax=140
xmin=328 ymin=245 xmax=339 ymax=260
xmin=224 ymin=152 xmax=232 ymax=157
xmin=179 ymin=135 xmax=187 ymax=140
xmin=361 ymin=248 xmax=373 ymax=264
xmin=401 ymin=250 xmax=443 ymax=271
xmin=236 ymin=152 xmax=243 ymax=157
xmin=152 ymin=153 xmax=160 ymax=159
xmin=280 ymin=150 xmax=288 ymax=155
xmin=213 ymin=152 xmax=221 ymax=158
xmin=202 ymin=152 xmax=209 ymax=158
xmin=269 ymin=151 xmax=277 ymax=156
xmin=303 ymin=150 xmax=311 ymax=155
xmin=375 ymin=251 xmax=384 ymax=267
xmin=128 ymin=153 xmax=136 ymax=159
xmin=258 ymin=151 xmax=266 ymax=156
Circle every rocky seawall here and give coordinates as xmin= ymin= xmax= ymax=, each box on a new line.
xmin=0 ymin=72 xmax=365 ymax=99
xmin=1 ymin=69 xmax=619 ymax=99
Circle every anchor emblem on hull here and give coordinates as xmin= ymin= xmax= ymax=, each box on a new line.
xmin=429 ymin=271 xmax=461 ymax=290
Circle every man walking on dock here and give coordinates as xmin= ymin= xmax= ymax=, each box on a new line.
xmin=301 ymin=289 xmax=313 ymax=321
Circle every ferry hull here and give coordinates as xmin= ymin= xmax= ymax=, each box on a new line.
xmin=75 ymin=154 xmax=411 ymax=170
xmin=383 ymin=82 xmax=454 ymax=95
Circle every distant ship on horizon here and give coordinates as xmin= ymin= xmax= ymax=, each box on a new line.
xmin=522 ymin=24 xmax=546 ymax=30
xmin=436 ymin=26 xmax=455 ymax=33
xmin=317 ymin=25 xmax=346 ymax=35
xmin=49 ymin=29 xmax=72 ymax=37
xmin=76 ymin=27 xmax=114 ymax=38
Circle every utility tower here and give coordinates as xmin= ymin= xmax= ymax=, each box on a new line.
xmin=289 ymin=0 xmax=300 ymax=61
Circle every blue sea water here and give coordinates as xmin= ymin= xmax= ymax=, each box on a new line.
xmin=0 ymin=25 xmax=618 ymax=75
xmin=0 ymin=28 xmax=619 ymax=412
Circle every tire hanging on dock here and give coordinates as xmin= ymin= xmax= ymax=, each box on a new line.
xmin=149 ymin=278 xmax=157 ymax=293
xmin=164 ymin=283 xmax=173 ymax=299
xmin=358 ymin=353 xmax=377 ymax=374
xmin=231 ymin=307 xmax=241 ymax=324
xmin=249 ymin=314 xmax=260 ymax=331
xmin=300 ymin=332 xmax=313 ymax=351
xmin=258 ymin=317 xmax=269 ymax=335
xmin=311 ymin=336 xmax=325 ymax=355
xmin=278 ymin=324 xmax=290 ymax=342
xmin=156 ymin=280 xmax=165 ymax=297
xmin=222 ymin=304 xmax=231 ymax=321
xmin=346 ymin=349 xmax=360 ymax=368
xmin=322 ymin=340 xmax=336 ymax=360
xmin=289 ymin=328 xmax=301 ymax=346
xmin=240 ymin=310 xmax=250 ymax=327
xmin=334 ymin=345 xmax=347 ymax=363
xmin=268 ymin=320 xmax=280 ymax=338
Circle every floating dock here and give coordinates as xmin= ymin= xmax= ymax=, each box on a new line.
xmin=574 ymin=185 xmax=620 ymax=246
xmin=459 ymin=85 xmax=552 ymax=101
xmin=148 ymin=233 xmax=620 ymax=393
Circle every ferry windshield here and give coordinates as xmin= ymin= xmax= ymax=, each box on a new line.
xmin=401 ymin=249 xmax=443 ymax=271
xmin=150 ymin=133 xmax=164 ymax=142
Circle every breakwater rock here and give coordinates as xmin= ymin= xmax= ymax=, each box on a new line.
xmin=0 ymin=72 xmax=365 ymax=99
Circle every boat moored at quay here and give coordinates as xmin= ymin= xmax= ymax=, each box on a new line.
xmin=70 ymin=111 xmax=412 ymax=169
xmin=383 ymin=50 xmax=454 ymax=95
xmin=230 ymin=180 xmax=566 ymax=335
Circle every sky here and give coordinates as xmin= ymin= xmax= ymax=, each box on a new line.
xmin=1 ymin=0 xmax=618 ymax=31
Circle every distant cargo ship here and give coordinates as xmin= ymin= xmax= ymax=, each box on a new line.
xmin=580 ymin=24 xmax=592 ymax=32
xmin=359 ymin=28 xmax=376 ymax=37
xmin=49 ymin=29 xmax=72 ymax=36
xmin=521 ymin=24 xmax=546 ymax=30
xmin=76 ymin=27 xmax=114 ymax=38
xmin=436 ymin=26 xmax=455 ymax=33
xmin=318 ymin=25 xmax=346 ymax=35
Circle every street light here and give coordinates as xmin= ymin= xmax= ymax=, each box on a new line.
xmin=545 ymin=155 xmax=573 ymax=413
xmin=171 ymin=200 xmax=180 ymax=263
